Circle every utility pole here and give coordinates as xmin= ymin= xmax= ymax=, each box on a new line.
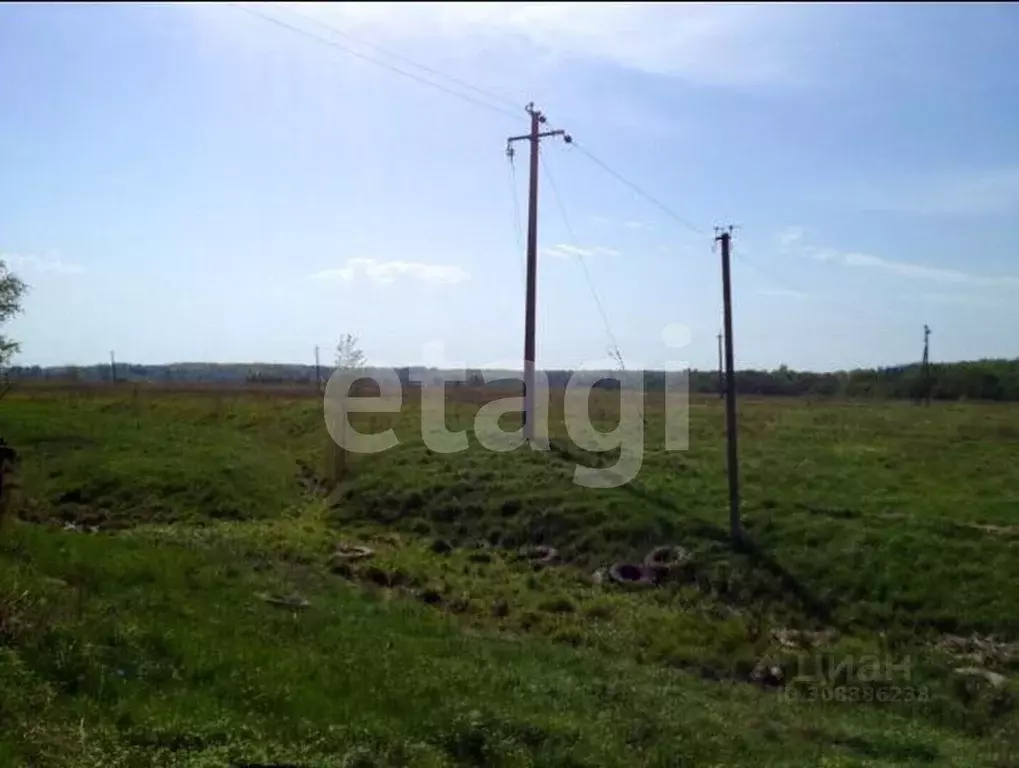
xmin=716 ymin=227 xmax=742 ymax=545
xmin=315 ymin=346 xmax=321 ymax=392
xmin=109 ymin=350 xmax=117 ymax=384
xmin=717 ymin=332 xmax=724 ymax=399
xmin=507 ymin=103 xmax=571 ymax=443
xmin=922 ymin=324 xmax=931 ymax=406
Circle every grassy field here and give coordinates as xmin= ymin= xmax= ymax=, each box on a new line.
xmin=2 ymin=383 xmax=1019 ymax=766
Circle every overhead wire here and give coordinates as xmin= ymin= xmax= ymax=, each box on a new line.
xmin=561 ymin=139 xmax=894 ymax=355
xmin=229 ymin=3 xmax=521 ymax=122
xmin=567 ymin=140 xmax=707 ymax=236
xmin=273 ymin=2 xmax=523 ymax=114
xmin=228 ymin=0 xmax=719 ymax=369
xmin=539 ymin=148 xmax=626 ymax=370
xmin=234 ymin=0 xmax=556 ymax=332
xmin=507 ymin=151 xmax=527 ymax=290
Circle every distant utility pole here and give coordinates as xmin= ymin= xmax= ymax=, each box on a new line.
xmin=109 ymin=350 xmax=117 ymax=384
xmin=717 ymin=332 xmax=724 ymax=400
xmin=922 ymin=324 xmax=932 ymax=406
xmin=716 ymin=227 xmax=742 ymax=545
xmin=315 ymin=346 xmax=321 ymax=392
xmin=507 ymin=103 xmax=572 ymax=443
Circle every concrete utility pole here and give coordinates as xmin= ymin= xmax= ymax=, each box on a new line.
xmin=922 ymin=324 xmax=932 ymax=406
xmin=315 ymin=346 xmax=321 ymax=392
xmin=716 ymin=227 xmax=742 ymax=544
xmin=110 ymin=350 xmax=117 ymax=384
xmin=507 ymin=103 xmax=571 ymax=443
xmin=717 ymin=332 xmax=724 ymax=399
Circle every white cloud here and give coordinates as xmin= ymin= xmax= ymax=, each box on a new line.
xmin=776 ymin=228 xmax=1019 ymax=289
xmin=841 ymin=166 xmax=1019 ymax=216
xmin=1 ymin=251 xmax=85 ymax=275
xmin=541 ymin=244 xmax=621 ymax=259
xmin=757 ymin=287 xmax=809 ymax=299
xmin=922 ymin=293 xmax=1006 ymax=307
xmin=776 ymin=226 xmax=803 ymax=251
xmin=806 ymin=247 xmax=840 ymax=262
xmin=312 ymin=258 xmax=469 ymax=285
xmin=589 ymin=217 xmax=655 ymax=232
xmin=293 ymin=2 xmax=816 ymax=87
xmin=841 ymin=252 xmax=1019 ymax=288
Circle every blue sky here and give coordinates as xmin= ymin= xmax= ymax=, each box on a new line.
xmin=1 ymin=2 xmax=1018 ymax=372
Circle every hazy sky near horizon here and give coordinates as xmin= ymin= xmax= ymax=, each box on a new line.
xmin=2 ymin=2 xmax=1018 ymax=372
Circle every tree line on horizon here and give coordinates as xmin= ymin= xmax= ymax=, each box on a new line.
xmin=7 ymin=358 xmax=1019 ymax=403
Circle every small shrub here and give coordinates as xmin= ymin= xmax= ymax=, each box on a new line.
xmin=551 ymin=627 xmax=584 ymax=647
xmin=539 ymin=597 xmax=575 ymax=615
xmin=584 ymin=601 xmax=615 ymax=620
xmin=430 ymin=539 xmax=453 ymax=555
xmin=500 ymin=499 xmax=521 ymax=517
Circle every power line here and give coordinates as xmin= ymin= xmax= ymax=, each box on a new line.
xmin=229 ymin=3 xmax=520 ymax=121
xmin=230 ymin=2 xmax=689 ymax=374
xmin=507 ymin=150 xmax=526 ymax=289
xmin=274 ymin=2 xmax=522 ymax=113
xmin=539 ymin=148 xmax=625 ymax=369
xmin=230 ymin=4 xmax=702 ymax=256
xmin=567 ymin=140 xmax=706 ymax=236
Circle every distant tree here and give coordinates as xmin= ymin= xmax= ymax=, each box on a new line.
xmin=335 ymin=333 xmax=367 ymax=372
xmin=332 ymin=333 xmax=369 ymax=398
xmin=0 ymin=260 xmax=27 ymax=368
xmin=608 ymin=346 xmax=625 ymax=371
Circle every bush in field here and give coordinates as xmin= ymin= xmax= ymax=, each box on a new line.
xmin=0 ymin=259 xmax=26 ymax=369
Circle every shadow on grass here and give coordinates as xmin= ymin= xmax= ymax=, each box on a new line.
xmin=547 ymin=438 xmax=837 ymax=627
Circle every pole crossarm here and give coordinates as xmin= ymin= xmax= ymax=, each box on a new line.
xmin=508 ymin=130 xmax=567 ymax=144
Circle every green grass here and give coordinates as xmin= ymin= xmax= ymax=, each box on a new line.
xmin=2 ymin=386 xmax=1019 ymax=765
xmin=333 ymin=393 xmax=1019 ymax=636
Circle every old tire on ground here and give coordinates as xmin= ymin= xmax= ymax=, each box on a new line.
xmin=643 ymin=545 xmax=690 ymax=567
xmin=333 ymin=543 xmax=374 ymax=561
xmin=643 ymin=545 xmax=692 ymax=583
xmin=520 ymin=545 xmax=558 ymax=564
xmin=608 ymin=562 xmax=654 ymax=588
xmin=257 ymin=592 xmax=310 ymax=610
